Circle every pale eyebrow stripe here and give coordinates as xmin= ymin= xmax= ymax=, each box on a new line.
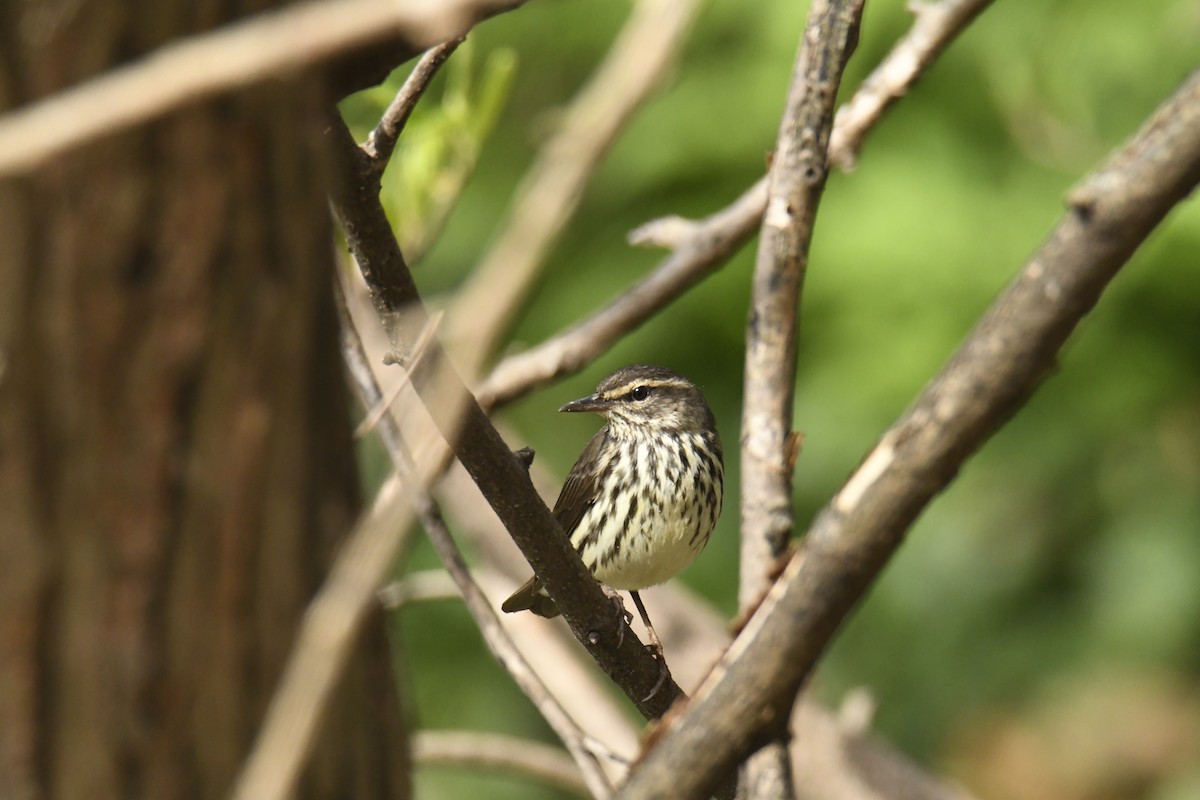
xmin=606 ymin=378 xmax=688 ymax=396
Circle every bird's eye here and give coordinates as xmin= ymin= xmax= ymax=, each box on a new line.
xmin=629 ymin=386 xmax=651 ymax=401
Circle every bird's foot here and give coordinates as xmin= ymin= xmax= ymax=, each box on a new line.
xmin=602 ymin=585 xmax=632 ymax=648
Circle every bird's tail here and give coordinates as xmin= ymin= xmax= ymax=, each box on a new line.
xmin=501 ymin=576 xmax=561 ymax=618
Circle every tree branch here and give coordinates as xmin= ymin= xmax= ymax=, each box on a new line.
xmin=444 ymin=0 xmax=701 ymax=377
xmin=737 ymin=2 xmax=864 ymax=794
xmin=829 ymin=0 xmax=995 ymax=170
xmin=613 ymin=67 xmax=1200 ymax=800
xmin=0 ymin=0 xmax=526 ymax=175
xmin=476 ymin=176 xmax=768 ymax=408
xmin=326 ymin=111 xmax=690 ymax=722
xmin=364 ymin=38 xmax=465 ymax=175
xmin=740 ymin=0 xmax=863 ymax=609
xmin=336 ymin=281 xmax=615 ymax=797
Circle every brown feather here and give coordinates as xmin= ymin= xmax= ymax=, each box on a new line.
xmin=551 ymin=427 xmax=608 ymax=536
xmin=501 ymin=428 xmax=609 ymax=617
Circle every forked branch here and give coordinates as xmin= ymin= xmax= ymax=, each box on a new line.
xmin=613 ymin=69 xmax=1200 ymax=800
xmin=478 ymin=0 xmax=1001 ymax=411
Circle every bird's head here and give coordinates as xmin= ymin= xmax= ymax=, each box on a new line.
xmin=560 ymin=364 xmax=716 ymax=435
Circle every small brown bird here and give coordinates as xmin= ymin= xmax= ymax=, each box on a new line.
xmin=502 ymin=364 xmax=724 ymax=653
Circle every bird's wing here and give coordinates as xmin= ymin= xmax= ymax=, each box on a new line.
xmin=501 ymin=426 xmax=607 ymax=618
xmin=551 ymin=426 xmax=607 ymax=540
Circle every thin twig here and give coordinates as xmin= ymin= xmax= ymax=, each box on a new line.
xmin=612 ymin=69 xmax=1200 ymax=800
xmin=0 ymin=0 xmax=526 ymax=176
xmin=413 ymin=731 xmax=591 ymax=797
xmin=829 ymin=0 xmax=996 ymax=170
xmin=364 ymin=38 xmax=465 ymax=174
xmin=378 ymin=569 xmax=460 ymax=608
xmin=443 ymin=0 xmax=701 ymax=376
xmin=478 ymin=0 xmax=995 ymax=410
xmin=411 ymin=488 xmax=615 ymax=798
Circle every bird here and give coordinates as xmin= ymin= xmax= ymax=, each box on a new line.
xmin=501 ymin=364 xmax=724 ymax=658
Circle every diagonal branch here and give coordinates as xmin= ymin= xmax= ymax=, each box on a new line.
xmin=444 ymin=0 xmax=701 ymax=377
xmin=0 ymin=0 xmax=527 ymax=175
xmin=364 ymin=38 xmax=465 ymax=174
xmin=476 ymin=177 xmax=768 ymax=409
xmin=829 ymin=0 xmax=996 ymax=169
xmin=326 ymin=111 xmax=689 ymax=722
xmin=336 ymin=281 xmax=615 ymax=798
xmin=612 ymin=68 xmax=1200 ymax=800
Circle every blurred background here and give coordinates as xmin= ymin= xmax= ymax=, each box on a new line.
xmin=342 ymin=1 xmax=1200 ymax=798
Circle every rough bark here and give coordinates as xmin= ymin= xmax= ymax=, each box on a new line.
xmin=0 ymin=3 xmax=405 ymax=799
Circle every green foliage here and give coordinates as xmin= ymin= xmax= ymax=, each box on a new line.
xmin=343 ymin=0 xmax=1200 ymax=796
xmin=342 ymin=41 xmax=517 ymax=264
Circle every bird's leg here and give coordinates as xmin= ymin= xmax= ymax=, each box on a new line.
xmin=630 ymin=591 xmax=671 ymax=701
xmin=629 ymin=591 xmax=663 ymax=657
xmin=601 ymin=584 xmax=632 ymax=648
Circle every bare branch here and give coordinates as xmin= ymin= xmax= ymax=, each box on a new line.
xmin=339 ymin=280 xmax=616 ymax=795
xmin=229 ymin=474 xmax=420 ymax=800
xmin=455 ymin=463 xmax=983 ymax=800
xmin=413 ymin=731 xmax=590 ymax=797
xmin=740 ymin=0 xmax=862 ymax=606
xmin=737 ymin=2 xmax=865 ymax=794
xmin=444 ymin=0 xmax=701 ymax=377
xmin=326 ymin=111 xmax=693 ymax=723
xmin=829 ymin=0 xmax=995 ymax=170
xmin=415 ymin=498 xmax=614 ymax=798
xmin=364 ymin=38 xmax=465 ymax=174
xmin=612 ymin=69 xmax=1200 ymax=800
xmin=378 ymin=569 xmax=460 ymax=608
xmin=0 ymin=0 xmax=525 ymax=175
xmin=478 ymin=0 xmax=995 ymax=411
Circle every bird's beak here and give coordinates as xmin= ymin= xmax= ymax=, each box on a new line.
xmin=559 ymin=393 xmax=610 ymax=414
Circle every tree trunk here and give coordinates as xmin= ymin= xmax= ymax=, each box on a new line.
xmin=0 ymin=3 xmax=406 ymax=799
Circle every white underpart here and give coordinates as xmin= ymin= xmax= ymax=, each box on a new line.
xmin=574 ymin=426 xmax=723 ymax=591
